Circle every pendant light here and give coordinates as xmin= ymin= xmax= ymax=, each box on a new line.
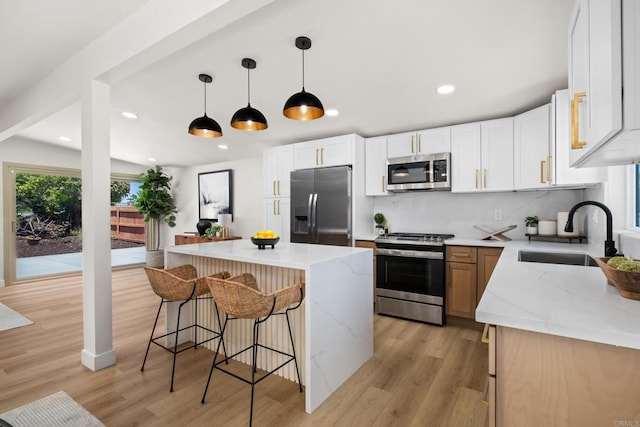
xmin=283 ymin=36 xmax=324 ymax=120
xmin=231 ymin=58 xmax=268 ymax=131
xmin=188 ymin=73 xmax=223 ymax=138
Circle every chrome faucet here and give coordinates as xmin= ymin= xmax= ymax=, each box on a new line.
xmin=564 ymin=201 xmax=618 ymax=257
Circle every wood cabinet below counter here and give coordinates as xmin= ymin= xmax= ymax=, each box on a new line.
xmin=446 ymin=246 xmax=503 ymax=319
xmin=174 ymin=235 xmax=242 ymax=245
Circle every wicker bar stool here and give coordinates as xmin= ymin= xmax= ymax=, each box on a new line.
xmin=141 ymin=265 xmax=230 ymax=392
xmin=201 ymin=273 xmax=304 ymax=426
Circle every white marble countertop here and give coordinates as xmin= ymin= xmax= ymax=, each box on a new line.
xmin=476 ymin=240 xmax=640 ymax=350
xmin=166 ymin=239 xmax=371 ymax=270
xmin=446 ymin=237 xmax=507 ymax=247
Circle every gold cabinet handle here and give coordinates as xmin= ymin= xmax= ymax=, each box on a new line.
xmin=418 ymin=134 xmax=422 ymax=153
xmin=540 ymin=160 xmax=545 ymax=184
xmin=481 ymin=323 xmax=490 ymax=344
xmin=315 ymin=148 xmax=319 ymax=165
xmin=381 ymin=176 xmax=385 ymax=192
xmin=411 ymin=135 xmax=415 ymax=153
xmin=273 ymin=200 xmax=276 ymax=215
xmin=277 ymin=180 xmax=280 ymax=195
xmin=277 ymin=199 xmax=280 ymax=215
xmin=475 ymin=169 xmax=479 ymax=189
xmin=273 ymin=180 xmax=277 ymax=196
xmin=321 ymin=148 xmax=324 ymax=165
xmin=483 ymin=169 xmax=487 ymax=189
xmin=571 ymin=91 xmax=587 ymax=149
xmin=546 ymin=156 xmax=552 ymax=182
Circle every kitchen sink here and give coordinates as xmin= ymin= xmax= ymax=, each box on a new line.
xmin=518 ymin=250 xmax=598 ymax=267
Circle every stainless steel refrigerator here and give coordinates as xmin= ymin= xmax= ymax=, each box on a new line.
xmin=290 ymin=166 xmax=352 ymax=246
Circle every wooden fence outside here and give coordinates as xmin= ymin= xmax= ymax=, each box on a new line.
xmin=110 ymin=206 xmax=145 ymax=243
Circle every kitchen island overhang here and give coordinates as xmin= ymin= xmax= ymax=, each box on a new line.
xmin=164 ymin=239 xmax=374 ymax=413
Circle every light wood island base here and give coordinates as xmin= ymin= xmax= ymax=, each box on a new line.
xmin=490 ymin=326 xmax=640 ymax=426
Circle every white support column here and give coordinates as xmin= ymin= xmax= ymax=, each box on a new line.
xmin=80 ymin=79 xmax=115 ymax=371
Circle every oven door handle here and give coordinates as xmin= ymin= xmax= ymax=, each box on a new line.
xmin=376 ymin=248 xmax=443 ymax=259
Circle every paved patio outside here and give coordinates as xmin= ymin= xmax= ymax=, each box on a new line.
xmin=16 ymin=246 xmax=146 ymax=279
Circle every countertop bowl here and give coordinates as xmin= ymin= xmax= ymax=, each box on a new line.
xmin=250 ymin=236 xmax=279 ymax=249
xmin=595 ymin=257 xmax=640 ymax=300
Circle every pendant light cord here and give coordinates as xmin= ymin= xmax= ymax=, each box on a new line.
xmin=247 ymin=67 xmax=251 ymax=106
xmin=301 ymin=49 xmax=306 ymax=91
xmin=203 ymin=80 xmax=207 ymax=115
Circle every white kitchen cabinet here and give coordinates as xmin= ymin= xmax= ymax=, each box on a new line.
xmin=568 ymin=0 xmax=622 ymax=166
xmin=386 ymin=127 xmax=451 ymax=158
xmin=514 ymin=104 xmax=552 ymax=190
xmin=263 ymin=198 xmax=290 ymax=243
xmin=293 ymin=134 xmax=353 ymax=169
xmin=364 ymin=136 xmax=390 ymax=196
xmin=263 ymin=145 xmax=294 ymax=198
xmin=451 ymin=119 xmax=513 ymax=193
xmin=552 ymin=89 xmax=607 ymax=184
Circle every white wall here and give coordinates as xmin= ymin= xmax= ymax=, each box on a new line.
xmin=166 ymin=157 xmax=263 ymax=246
xmin=1 ymin=136 xmax=146 ymax=285
xmin=372 ymin=189 xmax=587 ymax=240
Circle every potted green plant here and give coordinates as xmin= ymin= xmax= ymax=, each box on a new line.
xmin=131 ymin=166 xmax=177 ymax=267
xmin=524 ymin=216 xmax=539 ymax=235
xmin=211 ymin=223 xmax=223 ymax=237
xmin=374 ymin=212 xmax=386 ymax=230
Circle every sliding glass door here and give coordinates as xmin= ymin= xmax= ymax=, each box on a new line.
xmin=3 ymin=163 xmax=145 ymax=284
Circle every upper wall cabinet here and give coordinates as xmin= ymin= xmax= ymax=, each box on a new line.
xmin=386 ymin=127 xmax=451 ymax=159
xmin=365 ymin=136 xmax=390 ymax=196
xmin=263 ymin=145 xmax=294 ymax=198
xmin=514 ymin=104 xmax=552 ymax=190
xmin=294 ymin=135 xmax=354 ymax=169
xmin=451 ymin=118 xmax=514 ymax=193
xmin=569 ymin=0 xmax=624 ymax=165
xmin=552 ymin=89 xmax=607 ymax=184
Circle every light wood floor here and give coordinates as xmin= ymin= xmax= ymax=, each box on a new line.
xmin=0 ymin=268 xmax=489 ymax=426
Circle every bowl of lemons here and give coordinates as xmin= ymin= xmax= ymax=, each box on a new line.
xmin=251 ymin=230 xmax=280 ymax=249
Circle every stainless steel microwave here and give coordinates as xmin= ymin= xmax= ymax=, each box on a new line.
xmin=387 ymin=152 xmax=451 ymax=191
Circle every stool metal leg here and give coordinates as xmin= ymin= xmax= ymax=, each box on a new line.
xmin=141 ymin=299 xmax=164 ymax=372
xmin=214 ymin=301 xmax=229 ymax=364
xmin=249 ymin=319 xmax=260 ymax=427
xmin=285 ymin=311 xmax=303 ymax=392
xmin=202 ymin=314 xmax=229 ymax=403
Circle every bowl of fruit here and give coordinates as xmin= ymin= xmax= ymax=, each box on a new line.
xmin=595 ymin=257 xmax=640 ymax=300
xmin=251 ymin=230 xmax=280 ymax=249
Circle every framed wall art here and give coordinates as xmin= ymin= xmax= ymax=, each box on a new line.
xmin=198 ymin=169 xmax=233 ymax=220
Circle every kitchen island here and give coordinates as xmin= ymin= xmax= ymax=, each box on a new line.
xmin=475 ymin=241 xmax=640 ymax=425
xmin=165 ymin=239 xmax=373 ymax=413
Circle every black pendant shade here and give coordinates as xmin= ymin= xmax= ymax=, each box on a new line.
xmin=231 ymin=58 xmax=268 ymax=131
xmin=188 ymin=73 xmax=223 ymax=138
xmin=283 ymin=36 xmax=324 ymax=121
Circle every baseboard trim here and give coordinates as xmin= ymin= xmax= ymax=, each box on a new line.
xmin=81 ymin=348 xmax=116 ymax=371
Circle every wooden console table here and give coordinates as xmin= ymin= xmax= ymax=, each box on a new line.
xmin=174 ymin=234 xmax=242 ymax=245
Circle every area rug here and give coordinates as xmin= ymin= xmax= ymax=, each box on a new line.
xmin=0 ymin=391 xmax=104 ymax=426
xmin=0 ymin=302 xmax=32 ymax=332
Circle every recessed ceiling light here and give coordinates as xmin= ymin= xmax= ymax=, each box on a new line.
xmin=147 ymin=157 xmax=157 ymax=162
xmin=436 ymin=85 xmax=455 ymax=95
xmin=218 ymin=144 xmax=228 ymax=150
xmin=121 ymin=111 xmax=138 ymax=119
xmin=325 ymin=109 xmax=339 ymax=117
xmin=58 ymin=136 xmax=71 ymax=142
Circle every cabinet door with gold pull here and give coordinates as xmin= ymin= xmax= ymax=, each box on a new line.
xmin=451 ymin=122 xmax=482 ymax=192
xmin=513 ymin=103 xmax=551 ymax=189
xmin=364 ymin=136 xmax=390 ymax=196
xmin=481 ymin=117 xmax=514 ymax=192
xmin=567 ymin=0 xmax=622 ymax=166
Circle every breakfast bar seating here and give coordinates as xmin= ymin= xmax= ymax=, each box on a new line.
xmin=202 ymin=273 xmax=304 ymax=426
xmin=141 ymin=265 xmax=230 ymax=392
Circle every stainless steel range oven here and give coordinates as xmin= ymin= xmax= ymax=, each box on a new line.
xmin=375 ymin=232 xmax=453 ymax=325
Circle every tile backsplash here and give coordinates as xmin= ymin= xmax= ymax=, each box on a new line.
xmin=372 ymin=189 xmax=586 ymax=240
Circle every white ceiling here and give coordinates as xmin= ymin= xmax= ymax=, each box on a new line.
xmin=2 ymin=0 xmax=575 ymax=167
